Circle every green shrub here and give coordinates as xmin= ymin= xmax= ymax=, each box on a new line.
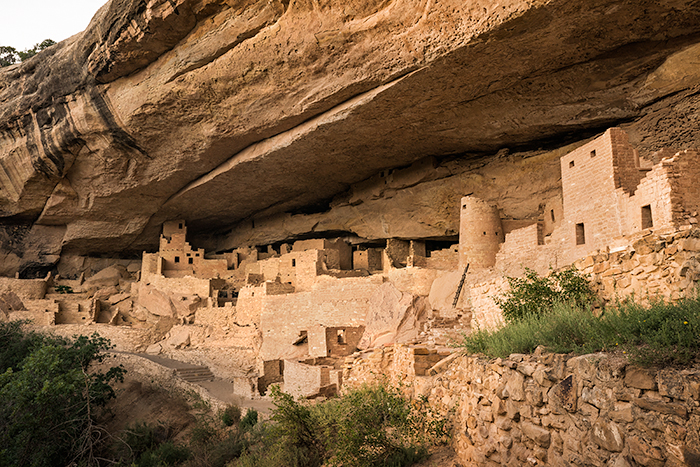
xmin=137 ymin=441 xmax=191 ymax=467
xmin=494 ymin=267 xmax=595 ymax=322
xmin=0 ymin=323 xmax=125 ymax=467
xmin=219 ymin=404 xmax=242 ymax=427
xmin=232 ymin=384 xmax=445 ymax=467
xmin=240 ymin=409 xmax=259 ymax=432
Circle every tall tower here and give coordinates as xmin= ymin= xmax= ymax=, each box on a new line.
xmin=459 ymin=196 xmax=504 ymax=268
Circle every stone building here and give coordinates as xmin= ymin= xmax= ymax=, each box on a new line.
xmin=463 ymin=128 xmax=700 ymax=328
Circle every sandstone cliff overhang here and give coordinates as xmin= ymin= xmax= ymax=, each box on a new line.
xmin=2 ymin=0 xmax=700 ymax=274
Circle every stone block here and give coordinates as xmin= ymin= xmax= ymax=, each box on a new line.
xmin=632 ymin=398 xmax=688 ymax=419
xmin=505 ymin=371 xmax=525 ymax=402
xmin=591 ymin=419 xmax=624 ymax=452
xmin=521 ymin=421 xmax=551 ymax=448
xmin=549 ymin=375 xmax=577 ymax=413
xmin=627 ymin=436 xmax=666 ymax=467
xmin=657 ymin=369 xmax=685 ymax=399
xmin=625 ymin=367 xmax=656 ymax=390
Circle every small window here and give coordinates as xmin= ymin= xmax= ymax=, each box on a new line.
xmin=178 ymin=223 xmax=183 ymax=229
xmin=174 ymin=256 xmax=180 ymax=263
xmin=337 ymin=330 xmax=346 ymax=345
xmin=483 ymin=232 xmax=487 ymax=235
xmin=292 ymin=259 xmax=296 ymax=267
xmin=576 ymin=223 xmax=586 ymax=245
xmin=590 ymin=150 xmax=596 ymax=158
xmin=188 ymin=258 xmax=193 ymax=264
xmin=462 ymin=204 xmax=467 ymax=210
xmin=196 ymin=253 xmax=199 ymax=257
xmin=642 ymin=205 xmax=653 ymax=229
xmin=569 ymin=160 xmax=575 ymax=168
xmin=550 ymin=209 xmax=555 ymax=222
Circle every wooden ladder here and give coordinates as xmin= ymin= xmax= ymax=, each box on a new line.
xmin=452 ymin=264 xmax=470 ymax=308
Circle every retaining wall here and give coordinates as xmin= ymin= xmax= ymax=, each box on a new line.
xmin=343 ymin=345 xmax=700 ymax=466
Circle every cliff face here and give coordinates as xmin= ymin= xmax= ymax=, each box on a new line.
xmin=2 ymin=0 xmax=700 ymax=275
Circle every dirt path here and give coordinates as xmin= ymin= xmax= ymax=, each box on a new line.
xmin=112 ymin=351 xmax=275 ymax=415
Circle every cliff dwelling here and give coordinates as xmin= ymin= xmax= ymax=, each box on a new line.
xmin=3 ymin=127 xmax=700 ymax=401
xmin=3 ymin=0 xmax=700 ymax=464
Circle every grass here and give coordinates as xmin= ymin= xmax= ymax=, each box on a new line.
xmin=461 ymin=296 xmax=700 ymax=366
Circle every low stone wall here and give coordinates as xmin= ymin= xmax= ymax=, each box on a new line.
xmin=577 ymin=227 xmax=700 ymax=304
xmin=468 ymin=227 xmax=700 ymax=331
xmin=343 ymin=345 xmax=700 ymax=467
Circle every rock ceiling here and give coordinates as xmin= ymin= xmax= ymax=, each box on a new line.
xmin=2 ymin=0 xmax=700 ymax=274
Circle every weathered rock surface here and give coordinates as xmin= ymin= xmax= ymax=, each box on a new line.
xmin=359 ymin=281 xmax=429 ymax=349
xmin=3 ymin=0 xmax=700 ymax=274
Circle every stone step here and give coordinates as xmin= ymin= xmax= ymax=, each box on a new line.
xmin=175 ymin=366 xmax=215 ymax=382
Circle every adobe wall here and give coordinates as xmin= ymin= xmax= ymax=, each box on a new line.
xmin=665 ymin=150 xmax=700 ymax=223
xmin=343 ymin=345 xmax=700 ymax=467
xmin=9 ymin=300 xmax=58 ymax=325
xmin=575 ymin=227 xmax=700 ymax=304
xmin=141 ymin=252 xmax=160 ymax=276
xmin=325 ymin=326 xmax=365 ymax=357
xmin=246 ymin=249 xmax=321 ymax=291
xmin=423 ymin=245 xmax=459 ymax=271
xmin=468 ymin=227 xmax=700 ymax=331
xmin=54 ymin=297 xmax=98 ymax=324
xmin=259 ymin=275 xmax=384 ymax=364
xmin=144 ymin=274 xmax=212 ymax=298
xmin=283 ymin=359 xmax=333 ymax=399
xmin=293 ymin=238 xmax=352 ymax=270
xmin=560 ymin=129 xmax=626 ymax=262
xmin=353 ymin=248 xmax=383 ymax=271
xmin=0 ymin=277 xmax=47 ymax=300
xmin=459 ymin=197 xmax=504 ymax=269
xmin=235 ymin=281 xmax=295 ymax=327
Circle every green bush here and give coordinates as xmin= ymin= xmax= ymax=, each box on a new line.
xmin=0 ymin=322 xmax=125 ymax=467
xmin=219 ymin=404 xmax=242 ymax=427
xmin=240 ymin=409 xmax=259 ymax=432
xmin=232 ymin=384 xmax=446 ymax=467
xmin=494 ymin=267 xmax=595 ymax=322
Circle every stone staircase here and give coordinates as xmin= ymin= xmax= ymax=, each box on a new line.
xmin=175 ymin=365 xmax=215 ymax=383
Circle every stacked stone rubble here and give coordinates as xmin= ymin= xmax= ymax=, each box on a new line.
xmin=344 ymin=346 xmax=700 ymax=466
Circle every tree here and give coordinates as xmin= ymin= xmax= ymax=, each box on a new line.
xmin=0 ymin=46 xmax=18 ymax=67
xmin=0 ymin=322 xmax=125 ymax=467
xmin=0 ymin=39 xmax=56 ymax=67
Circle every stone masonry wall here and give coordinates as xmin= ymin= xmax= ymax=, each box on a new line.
xmin=470 ymin=227 xmax=700 ymax=331
xmin=343 ymin=346 xmax=700 ymax=467
xmin=575 ymin=227 xmax=700 ymax=304
xmin=259 ymin=275 xmax=384 ymax=363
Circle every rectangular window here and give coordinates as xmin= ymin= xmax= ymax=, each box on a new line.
xmin=292 ymin=259 xmax=296 ymax=267
xmin=550 ymin=209 xmax=555 ymax=222
xmin=174 ymin=256 xmax=180 ymax=263
xmin=188 ymin=258 xmax=193 ymax=264
xmin=569 ymin=160 xmax=575 ymax=168
xmin=576 ymin=223 xmax=586 ymax=245
xmin=641 ymin=205 xmax=653 ymax=229
xmin=337 ymin=329 xmax=346 ymax=345
xmin=590 ymin=150 xmax=596 ymax=158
